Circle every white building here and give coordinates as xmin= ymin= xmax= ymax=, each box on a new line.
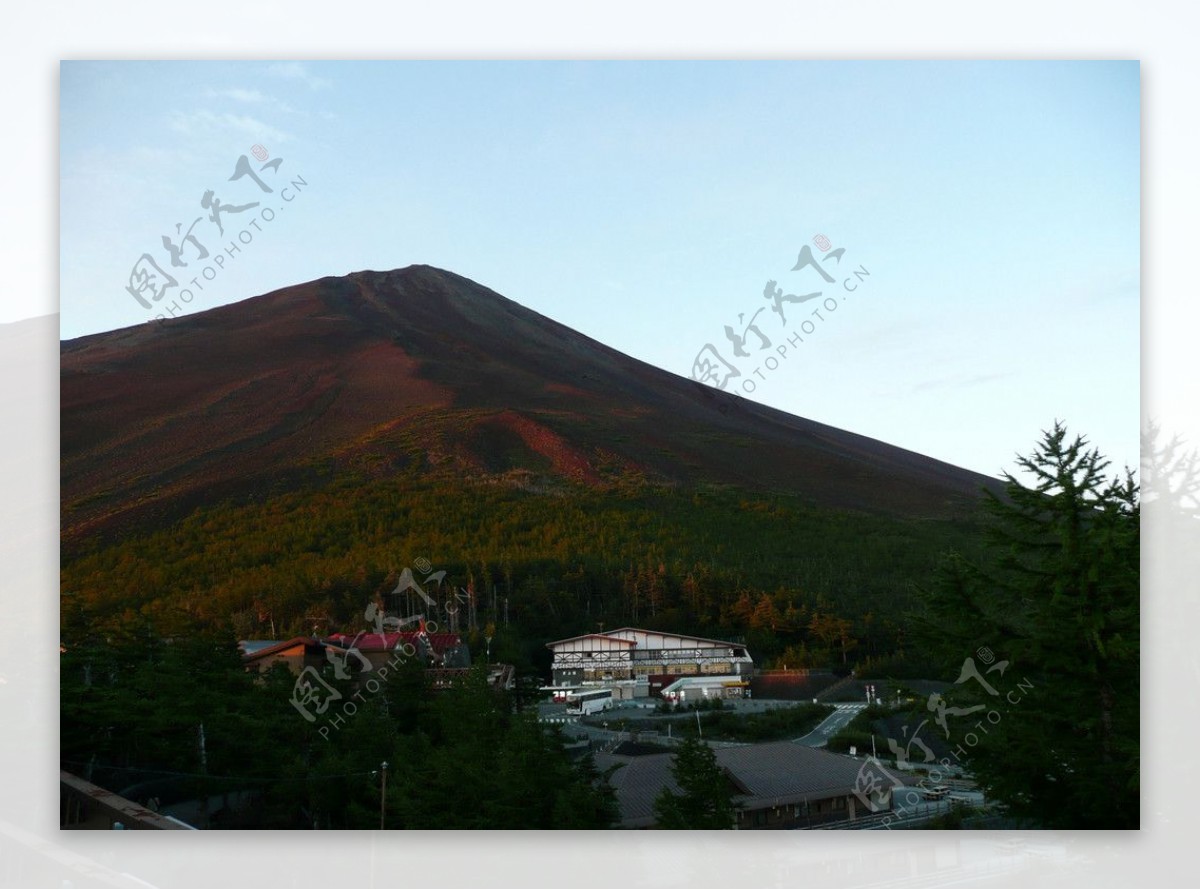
xmin=547 ymin=627 xmax=753 ymax=697
xmin=659 ymin=674 xmax=750 ymax=702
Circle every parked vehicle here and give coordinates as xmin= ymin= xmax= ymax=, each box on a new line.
xmin=565 ymin=688 xmax=613 ymax=715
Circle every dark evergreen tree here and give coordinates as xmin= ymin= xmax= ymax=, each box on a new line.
xmin=914 ymin=422 xmax=1139 ymax=828
xmin=652 ymin=737 xmax=736 ymax=829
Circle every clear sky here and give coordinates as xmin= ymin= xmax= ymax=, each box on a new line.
xmin=59 ymin=60 xmax=1139 ymax=479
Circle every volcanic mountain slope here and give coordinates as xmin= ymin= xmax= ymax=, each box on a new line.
xmin=61 ymin=265 xmax=998 ymax=543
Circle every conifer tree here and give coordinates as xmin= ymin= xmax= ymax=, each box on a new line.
xmin=915 ymin=422 xmax=1139 ymax=828
xmin=653 ymin=737 xmax=736 ymax=829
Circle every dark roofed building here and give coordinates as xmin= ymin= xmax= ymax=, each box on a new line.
xmin=240 ymin=637 xmax=326 ymax=676
xmin=595 ymin=741 xmax=908 ymax=829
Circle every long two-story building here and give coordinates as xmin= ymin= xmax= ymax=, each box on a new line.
xmin=547 ymin=627 xmax=753 ymax=697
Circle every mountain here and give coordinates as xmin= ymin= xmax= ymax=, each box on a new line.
xmin=61 ymin=265 xmax=998 ymax=546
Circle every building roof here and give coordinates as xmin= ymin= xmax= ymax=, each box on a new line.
xmin=598 ymin=627 xmax=745 ymax=649
xmin=241 ymin=631 xmax=467 ymax=664
xmin=238 ymin=639 xmax=283 ymax=655
xmin=324 ymin=631 xmax=462 ymax=652
xmin=545 ymin=632 xmax=637 ymax=649
xmin=240 ymin=637 xmax=322 ymax=663
xmin=547 ymin=628 xmax=746 ymax=651
xmin=595 ymin=741 xmax=911 ymax=828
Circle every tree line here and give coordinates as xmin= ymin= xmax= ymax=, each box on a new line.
xmin=62 ymin=477 xmax=983 ymax=676
xmin=60 ymin=632 xmax=616 ymax=829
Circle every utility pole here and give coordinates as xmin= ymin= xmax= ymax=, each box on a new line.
xmin=198 ymin=723 xmax=209 ymax=829
xmin=379 ymin=761 xmax=388 ymax=830
xmin=695 ymin=708 xmax=702 ymax=740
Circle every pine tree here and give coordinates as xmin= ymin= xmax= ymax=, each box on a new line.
xmin=915 ymin=422 xmax=1139 ymax=828
xmin=652 ymin=737 xmax=736 ymax=829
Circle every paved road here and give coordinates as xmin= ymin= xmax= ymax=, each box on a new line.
xmin=537 ymin=701 xmax=754 ymax=749
xmin=539 ymin=699 xmax=871 ymax=751
xmin=795 ymin=703 xmax=865 ymax=746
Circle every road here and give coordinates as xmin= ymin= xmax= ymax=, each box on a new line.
xmin=536 ymin=701 xmax=752 ymax=748
xmin=794 ymin=702 xmax=865 ymax=746
xmin=539 ymin=699 xmax=870 ymax=750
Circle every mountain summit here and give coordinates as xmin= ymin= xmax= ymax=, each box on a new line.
xmin=61 ymin=265 xmax=996 ymax=542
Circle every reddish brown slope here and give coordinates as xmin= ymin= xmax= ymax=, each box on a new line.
xmin=61 ymin=266 xmax=999 ymax=542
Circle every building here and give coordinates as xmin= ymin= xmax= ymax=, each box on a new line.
xmin=547 ymin=628 xmax=753 ymax=697
xmin=239 ymin=637 xmax=327 ymax=676
xmin=239 ymin=629 xmax=524 ymax=697
xmin=241 ymin=631 xmax=470 ymax=676
xmin=595 ymin=741 xmax=908 ymax=829
xmin=659 ymin=674 xmax=750 ymax=703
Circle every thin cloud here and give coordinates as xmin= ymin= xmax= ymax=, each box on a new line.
xmin=266 ymin=62 xmax=331 ymax=90
xmin=169 ymin=110 xmax=291 ymax=146
xmin=201 ymin=88 xmax=313 ymax=118
xmin=215 ymin=87 xmax=267 ymax=103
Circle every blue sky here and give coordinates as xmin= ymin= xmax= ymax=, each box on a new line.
xmin=59 ymin=60 xmax=1139 ymax=478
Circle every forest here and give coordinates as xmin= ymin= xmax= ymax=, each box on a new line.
xmin=60 ymin=635 xmax=615 ymax=829
xmin=61 ymin=469 xmax=984 ymax=677
xmin=60 ymin=459 xmax=981 ymax=828
xmin=60 ymin=423 xmax=1140 ymax=828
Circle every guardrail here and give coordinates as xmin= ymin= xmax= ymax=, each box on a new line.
xmin=808 ymin=798 xmax=969 ymax=830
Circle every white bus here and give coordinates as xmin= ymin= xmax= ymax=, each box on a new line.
xmin=565 ymin=688 xmax=614 ymax=715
